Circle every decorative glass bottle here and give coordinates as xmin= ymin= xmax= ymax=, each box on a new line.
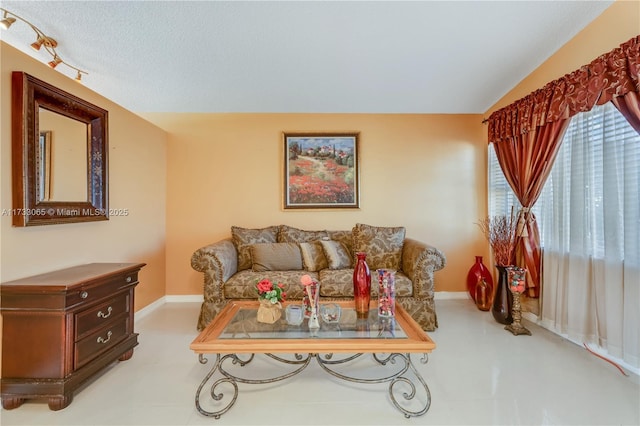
xmin=466 ymin=256 xmax=493 ymax=302
xmin=491 ymin=265 xmax=513 ymax=324
xmin=474 ymin=278 xmax=491 ymax=311
xmin=353 ymin=252 xmax=371 ymax=318
xmin=377 ymin=269 xmax=396 ymax=317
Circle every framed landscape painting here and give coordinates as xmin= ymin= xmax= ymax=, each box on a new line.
xmin=284 ymin=132 xmax=360 ymax=209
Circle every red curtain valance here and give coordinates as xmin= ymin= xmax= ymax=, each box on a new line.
xmin=488 ymin=35 xmax=640 ymax=143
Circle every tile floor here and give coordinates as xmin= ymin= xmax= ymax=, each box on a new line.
xmin=1 ymin=300 xmax=639 ymax=425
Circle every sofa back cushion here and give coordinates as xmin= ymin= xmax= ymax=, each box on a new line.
xmin=299 ymin=241 xmax=328 ymax=272
xmin=352 ymin=223 xmax=406 ymax=271
xmin=231 ymin=226 xmax=279 ymax=271
xmin=250 ymin=243 xmax=303 ymax=272
xmin=278 ymin=225 xmax=328 ymax=243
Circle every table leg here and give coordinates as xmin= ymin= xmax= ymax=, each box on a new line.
xmin=194 ymin=352 xmax=431 ymax=419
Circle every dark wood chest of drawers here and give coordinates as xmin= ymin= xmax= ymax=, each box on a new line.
xmin=1 ymin=262 xmax=145 ymax=410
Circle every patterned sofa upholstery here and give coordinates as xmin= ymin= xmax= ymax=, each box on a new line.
xmin=191 ymin=224 xmax=446 ymax=331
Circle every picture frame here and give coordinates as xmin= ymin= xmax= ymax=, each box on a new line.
xmin=284 ymin=132 xmax=360 ymax=209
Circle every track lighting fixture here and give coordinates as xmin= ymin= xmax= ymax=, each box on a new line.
xmin=1 ymin=11 xmax=16 ymax=29
xmin=48 ymin=55 xmax=62 ymax=68
xmin=0 ymin=7 xmax=87 ymax=81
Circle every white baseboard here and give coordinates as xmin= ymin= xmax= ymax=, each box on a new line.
xmin=134 ymin=296 xmax=167 ymax=321
xmin=134 ymin=295 xmax=203 ymax=321
xmin=435 ymin=291 xmax=469 ymax=300
xmin=522 ymin=311 xmax=539 ymax=324
xmin=165 ymin=295 xmax=204 ymax=303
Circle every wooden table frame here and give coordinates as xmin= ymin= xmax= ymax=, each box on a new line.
xmin=190 ymin=300 xmax=436 ymax=419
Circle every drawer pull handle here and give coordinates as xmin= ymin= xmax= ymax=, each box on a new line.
xmin=126 ymin=276 xmax=132 ymax=283
xmin=80 ymin=291 xmax=89 ymax=299
xmin=97 ymin=331 xmax=112 ymax=344
xmin=97 ymin=306 xmax=113 ymax=319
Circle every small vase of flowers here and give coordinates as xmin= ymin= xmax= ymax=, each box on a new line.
xmin=255 ymin=279 xmax=286 ymax=324
xmin=300 ymin=274 xmax=320 ymax=329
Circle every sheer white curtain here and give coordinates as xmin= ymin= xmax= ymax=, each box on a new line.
xmin=539 ymin=103 xmax=640 ymax=370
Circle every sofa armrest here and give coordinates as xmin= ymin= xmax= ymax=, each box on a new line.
xmin=402 ymin=238 xmax=446 ymax=298
xmin=191 ymin=238 xmax=238 ymax=302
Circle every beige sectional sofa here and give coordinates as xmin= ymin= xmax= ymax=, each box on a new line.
xmin=191 ymin=224 xmax=446 ymax=331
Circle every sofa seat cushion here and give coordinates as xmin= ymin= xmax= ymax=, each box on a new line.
xmin=232 ymin=226 xmax=280 ymax=271
xmin=224 ymin=270 xmax=318 ymax=299
xmin=318 ymin=269 xmax=413 ymax=298
xmin=353 ymin=223 xmax=406 ymax=271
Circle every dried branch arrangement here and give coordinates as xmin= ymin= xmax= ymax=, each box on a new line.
xmin=477 ymin=212 xmax=517 ymax=266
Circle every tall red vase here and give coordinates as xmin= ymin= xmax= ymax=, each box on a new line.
xmin=353 ymin=252 xmax=371 ymax=318
xmin=466 ymin=256 xmax=494 ymax=302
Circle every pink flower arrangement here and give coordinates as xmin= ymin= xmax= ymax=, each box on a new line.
xmin=255 ymin=279 xmax=286 ymax=304
xmin=300 ymin=274 xmax=319 ymax=318
xmin=300 ymin=274 xmax=315 ymax=286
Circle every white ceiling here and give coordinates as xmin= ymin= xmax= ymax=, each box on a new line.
xmin=0 ymin=1 xmax=614 ymax=114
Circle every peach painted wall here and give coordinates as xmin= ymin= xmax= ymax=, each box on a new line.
xmin=142 ymin=113 xmax=487 ymax=297
xmin=0 ymin=42 xmax=167 ymax=312
xmin=486 ymin=0 xmax=639 ymax=116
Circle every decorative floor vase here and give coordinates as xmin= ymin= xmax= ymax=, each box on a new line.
xmin=491 ymin=265 xmax=513 ymax=325
xmin=466 ymin=256 xmax=493 ymax=302
xmin=353 ymin=252 xmax=371 ymax=318
xmin=504 ymin=266 xmax=531 ymax=336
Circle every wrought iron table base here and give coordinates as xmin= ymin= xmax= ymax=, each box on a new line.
xmin=195 ymin=352 xmax=431 ymax=419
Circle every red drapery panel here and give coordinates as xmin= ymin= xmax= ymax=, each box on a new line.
xmin=487 ymin=35 xmax=640 ymax=297
xmin=612 ymin=91 xmax=640 ymax=133
xmin=493 ymin=119 xmax=570 ymax=297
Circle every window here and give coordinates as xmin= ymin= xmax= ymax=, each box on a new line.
xmin=489 ymin=102 xmax=640 ymax=371
xmin=488 ymin=102 xmax=639 ymax=258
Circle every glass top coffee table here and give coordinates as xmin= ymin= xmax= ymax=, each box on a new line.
xmin=190 ymin=300 xmax=436 ymax=419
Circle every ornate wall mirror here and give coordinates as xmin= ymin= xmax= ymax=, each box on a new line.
xmin=12 ymin=71 xmax=109 ymax=226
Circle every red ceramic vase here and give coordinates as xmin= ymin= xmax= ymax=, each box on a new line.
xmin=466 ymin=256 xmax=494 ymax=302
xmin=353 ymin=252 xmax=371 ymax=318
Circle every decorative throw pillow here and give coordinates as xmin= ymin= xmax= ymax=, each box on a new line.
xmin=326 ymin=230 xmax=354 ymax=257
xmin=250 ymin=243 xmax=303 ymax=272
xmin=320 ymin=240 xmax=353 ymax=270
xmin=278 ymin=225 xmax=328 ymax=243
xmin=299 ymin=241 xmax=329 ymax=272
xmin=352 ymin=223 xmax=406 ymax=271
xmin=231 ymin=226 xmax=279 ymax=271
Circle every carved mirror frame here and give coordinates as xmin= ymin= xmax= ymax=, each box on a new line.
xmin=12 ymin=71 xmax=109 ymax=226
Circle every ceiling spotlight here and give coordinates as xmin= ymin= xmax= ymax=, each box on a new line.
xmin=30 ymin=37 xmax=44 ymax=50
xmin=31 ymin=36 xmax=58 ymax=51
xmin=1 ymin=11 xmax=16 ymax=29
xmin=75 ymin=71 xmax=82 ymax=82
xmin=48 ymin=56 xmax=62 ymax=69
